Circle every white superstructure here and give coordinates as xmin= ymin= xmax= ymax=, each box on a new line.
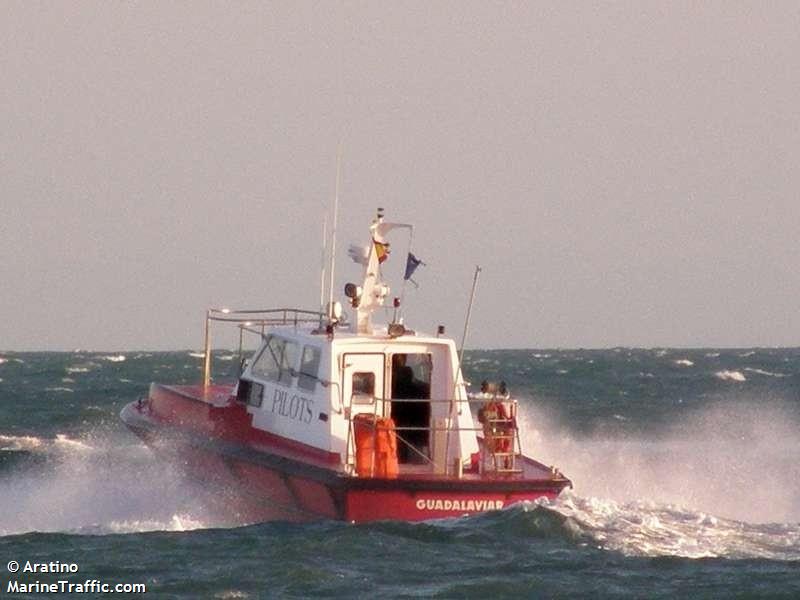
xmin=236 ymin=211 xmax=479 ymax=472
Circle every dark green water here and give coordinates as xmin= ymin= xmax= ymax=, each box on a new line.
xmin=1 ymin=350 xmax=799 ymax=598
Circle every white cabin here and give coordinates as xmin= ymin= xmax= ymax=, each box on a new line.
xmin=236 ymin=324 xmax=479 ymax=472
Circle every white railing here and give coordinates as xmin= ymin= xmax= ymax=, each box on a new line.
xmin=344 ymin=396 xmax=523 ymax=478
xmin=202 ymin=307 xmax=326 ymax=387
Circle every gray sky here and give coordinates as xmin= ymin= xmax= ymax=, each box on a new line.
xmin=2 ymin=2 xmax=799 ymax=350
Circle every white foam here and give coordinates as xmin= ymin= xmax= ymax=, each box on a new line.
xmin=44 ymin=386 xmax=74 ymax=393
xmin=99 ymin=354 xmax=126 ymax=362
xmin=744 ymin=367 xmax=787 ymax=378
xmin=188 ymin=352 xmax=206 ymax=358
xmin=674 ymin=359 xmax=694 ymax=367
xmin=0 ymin=434 xmax=43 ymax=452
xmin=214 ymin=591 xmax=250 ymax=599
xmin=715 ymin=370 xmax=746 ymax=382
xmin=54 ymin=434 xmax=93 ymax=452
xmin=0 ymin=357 xmax=7 ymax=365
xmin=0 ymin=434 xmax=219 ymax=536
xmin=104 ymin=513 xmax=207 ymax=534
xmin=66 ymin=366 xmax=91 ymax=373
xmin=517 ymin=400 xmax=800 ymax=524
xmin=542 ymin=492 xmax=800 ymax=560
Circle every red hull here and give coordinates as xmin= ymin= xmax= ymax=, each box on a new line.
xmin=121 ymin=384 xmax=571 ymax=523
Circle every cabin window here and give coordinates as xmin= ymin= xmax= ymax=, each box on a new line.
xmin=352 ymin=372 xmax=375 ymax=404
xmin=391 ymin=353 xmax=432 ymax=399
xmin=247 ymin=381 xmax=264 ymax=407
xmin=251 ymin=335 xmax=298 ymax=386
xmin=298 ymin=345 xmax=321 ymax=391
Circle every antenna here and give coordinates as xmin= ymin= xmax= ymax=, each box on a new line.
xmin=458 ymin=266 xmax=482 ymax=365
xmin=327 ymin=143 xmax=343 ymax=322
xmin=318 ymin=214 xmax=328 ymax=326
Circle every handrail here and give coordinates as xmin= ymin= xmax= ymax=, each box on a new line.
xmin=202 ymin=307 xmax=327 ymax=388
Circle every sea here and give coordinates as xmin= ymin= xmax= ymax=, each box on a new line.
xmin=0 ymin=348 xmax=798 ymax=598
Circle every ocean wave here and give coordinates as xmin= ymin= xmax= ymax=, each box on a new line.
xmin=189 ymin=352 xmax=206 ymax=358
xmin=66 ymin=366 xmax=92 ymax=373
xmin=44 ymin=386 xmax=74 ymax=393
xmin=674 ymin=359 xmax=694 ymax=367
xmin=53 ymin=434 xmax=93 ymax=452
xmin=214 ymin=592 xmax=250 ymax=600
xmin=97 ymin=514 xmax=208 ymax=534
xmin=715 ymin=370 xmax=746 ymax=382
xmin=0 ymin=433 xmax=216 ymax=537
xmin=744 ymin=367 xmax=787 ymax=378
xmin=0 ymin=434 xmax=44 ymax=452
xmin=388 ymin=494 xmax=800 ymax=561
xmin=98 ymin=354 xmax=126 ymax=362
xmin=542 ymin=493 xmax=800 ymax=560
xmin=0 ymin=434 xmax=96 ymax=455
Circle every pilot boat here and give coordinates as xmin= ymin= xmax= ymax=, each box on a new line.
xmin=121 ymin=210 xmax=571 ymax=523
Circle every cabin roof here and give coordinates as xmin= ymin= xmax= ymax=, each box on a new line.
xmin=267 ymin=323 xmax=457 ymax=349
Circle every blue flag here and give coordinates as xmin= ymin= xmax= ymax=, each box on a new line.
xmin=404 ymin=253 xmax=424 ymax=281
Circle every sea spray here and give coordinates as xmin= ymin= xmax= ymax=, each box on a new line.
xmin=516 ymin=399 xmax=800 ymax=523
xmin=0 ymin=430 xmax=217 ymax=536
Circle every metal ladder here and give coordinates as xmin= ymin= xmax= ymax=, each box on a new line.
xmin=481 ymin=400 xmax=522 ymax=474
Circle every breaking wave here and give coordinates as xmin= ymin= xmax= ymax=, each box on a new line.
xmin=714 ymin=370 xmax=746 ymax=382
xmin=518 ymin=400 xmax=800 ymax=525
xmin=98 ymin=354 xmax=126 ymax=362
xmin=540 ymin=493 xmax=800 ymax=560
xmin=0 ymin=431 xmax=215 ymax=536
xmin=0 ymin=434 xmax=44 ymax=452
xmin=744 ymin=367 xmax=787 ymax=378
xmin=361 ymin=496 xmax=800 ymax=561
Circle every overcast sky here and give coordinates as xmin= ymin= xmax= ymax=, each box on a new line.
xmin=2 ymin=2 xmax=799 ymax=350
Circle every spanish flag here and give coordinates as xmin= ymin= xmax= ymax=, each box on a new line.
xmin=373 ymin=238 xmax=390 ymax=263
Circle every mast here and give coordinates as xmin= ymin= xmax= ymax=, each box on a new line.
xmin=459 ymin=266 xmax=482 ymax=366
xmin=327 ymin=145 xmax=342 ymax=323
xmin=318 ymin=215 xmax=328 ymax=326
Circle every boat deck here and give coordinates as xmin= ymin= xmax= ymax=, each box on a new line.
xmin=396 ymin=456 xmax=558 ymax=482
xmin=144 ymin=383 xmax=565 ymax=486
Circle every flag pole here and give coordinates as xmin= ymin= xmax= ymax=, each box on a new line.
xmin=396 ymin=226 xmax=415 ymax=323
